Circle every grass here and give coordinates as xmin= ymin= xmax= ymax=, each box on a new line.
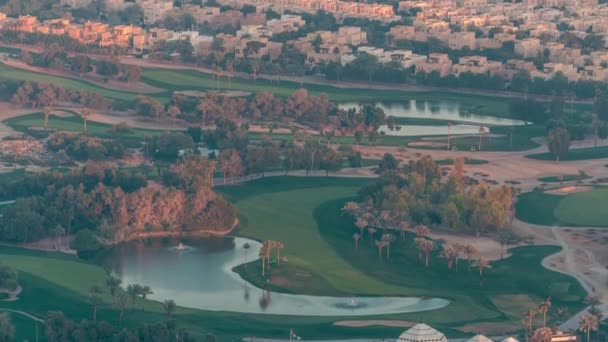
xmin=537 ymin=174 xmax=590 ymax=183
xmin=223 ymin=177 xmax=585 ymax=333
xmin=435 ymin=158 xmax=488 ymax=166
xmin=4 ymin=112 xmax=164 ymax=146
xmin=142 ymin=69 xmax=517 ymax=117
xmin=0 ymin=63 xmax=147 ymax=102
xmin=527 ymin=146 xmax=608 ymax=161
xmin=516 ymin=188 xmax=608 ymax=227
xmin=0 ymin=177 xmax=587 ymax=338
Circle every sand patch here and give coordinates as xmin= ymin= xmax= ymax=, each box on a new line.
xmin=0 ymin=286 xmax=22 ymax=302
xmin=334 ymin=320 xmax=415 ymax=328
xmin=428 ymin=232 xmax=509 ymax=261
xmin=457 ymin=322 xmax=520 ymax=335
xmin=545 ymin=186 xmax=593 ymax=196
xmin=175 ymin=90 xmax=251 ymax=98
xmin=408 ymin=141 xmax=446 ymax=148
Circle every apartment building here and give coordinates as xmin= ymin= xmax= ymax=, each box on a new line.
xmin=416 ymin=53 xmax=453 ymax=77
xmin=514 ymin=38 xmax=541 ymax=58
xmin=452 ymin=55 xmax=502 ymax=75
xmin=139 ymin=0 xmax=173 ymax=25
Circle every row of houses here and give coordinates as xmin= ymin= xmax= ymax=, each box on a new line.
xmin=216 ymin=0 xmax=396 ymax=21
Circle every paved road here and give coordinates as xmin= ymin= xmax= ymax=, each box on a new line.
xmin=0 ymin=308 xmax=44 ymax=322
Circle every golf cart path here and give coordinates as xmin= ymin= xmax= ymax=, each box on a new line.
xmin=0 ymin=308 xmax=44 ymax=322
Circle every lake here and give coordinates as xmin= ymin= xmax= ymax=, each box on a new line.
xmin=339 ymin=100 xmax=526 ymax=137
xmin=98 ymin=237 xmax=450 ymax=316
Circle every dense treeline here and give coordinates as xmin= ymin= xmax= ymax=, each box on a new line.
xmin=43 ymin=311 xmax=196 ymax=342
xmin=0 ymin=156 xmax=235 ymax=245
xmin=347 ymin=156 xmax=513 ymax=234
xmin=48 ymin=132 xmax=126 ymax=161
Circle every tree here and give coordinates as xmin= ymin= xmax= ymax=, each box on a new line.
xmin=523 ymin=308 xmax=536 ymax=338
xmin=275 ymin=241 xmax=284 ymax=265
xmin=0 ymin=313 xmax=15 ymax=342
xmin=416 ymin=238 xmax=434 ymax=270
xmin=163 ymin=299 xmax=177 ymax=320
xmin=71 ymin=229 xmax=102 ymax=254
xmin=259 ymin=243 xmax=268 ymax=276
xmin=106 ymin=277 xmax=122 ymax=296
xmin=474 ymin=257 xmax=489 ymax=286
xmin=167 ymin=105 xmax=181 ymax=128
xmin=37 ymin=85 xmax=56 ymax=129
xmin=579 ymin=313 xmax=599 ymax=342
xmin=80 ymin=107 xmax=90 ymax=133
xmin=243 ymin=242 xmax=251 ymax=269
xmin=532 ymin=327 xmax=553 ymax=342
xmin=140 ymin=285 xmax=153 ymax=311
xmin=226 ymin=61 xmax=234 ymax=89
xmin=414 ymin=225 xmax=430 ymax=238
xmin=123 ymin=65 xmax=142 ymax=83
xmin=440 ymin=244 xmax=458 ymax=271
xmin=478 ymin=126 xmax=485 ymax=151
xmin=374 ymin=239 xmax=386 ymax=259
xmin=464 ymin=244 xmax=478 ymax=272
xmin=352 ymin=233 xmax=360 ymax=249
xmin=89 ymin=285 xmax=103 ymax=321
xmin=538 ymin=297 xmax=552 ymax=327
xmin=367 ymin=227 xmax=377 ymax=247
xmin=112 ymin=292 xmax=128 ymax=324
xmin=381 ymin=233 xmax=395 ymax=258
xmin=126 ymin=284 xmax=141 ymax=312
xmin=547 ymin=128 xmax=570 ymax=161
xmin=218 ymin=149 xmax=243 ymax=184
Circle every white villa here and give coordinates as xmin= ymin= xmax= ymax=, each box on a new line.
xmin=396 ymin=324 xmax=523 ymax=342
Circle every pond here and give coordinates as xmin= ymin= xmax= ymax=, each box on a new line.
xmin=339 ymin=100 xmax=526 ymax=137
xmin=98 ymin=237 xmax=450 ymax=316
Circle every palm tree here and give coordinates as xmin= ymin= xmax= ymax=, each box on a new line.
xmin=478 ymin=126 xmax=485 ymax=151
xmin=452 ymin=243 xmax=464 ymax=271
xmin=167 ymin=105 xmax=180 ymax=128
xmin=464 ymin=244 xmax=478 ymax=272
xmin=112 ymin=292 xmax=128 ymax=324
xmin=139 ymin=285 xmax=153 ymax=311
xmin=259 ymin=244 xmax=268 ymax=276
xmin=447 ymin=122 xmax=452 ymax=151
xmin=226 ymin=61 xmax=234 ymax=89
xmin=243 ymin=242 xmax=250 ymax=269
xmin=368 ymin=228 xmax=377 ymax=247
xmin=89 ymin=285 xmax=103 ymax=321
xmin=579 ymin=313 xmax=599 ymax=342
xmin=538 ymin=297 xmax=552 ymax=327
xmin=416 ymin=238 xmax=434 ymax=270
xmin=275 ymin=241 xmax=284 ymax=265
xmin=80 ymin=107 xmax=90 ymax=133
xmin=440 ymin=244 xmax=458 ymax=271
xmin=353 ymin=233 xmax=360 ymax=250
xmin=532 ymin=327 xmax=553 ymax=342
xmin=523 ymin=308 xmax=535 ymax=340
xmin=126 ymin=284 xmax=140 ymax=312
xmin=474 ymin=257 xmax=490 ymax=286
xmin=382 ymin=233 xmax=395 ymax=259
xmin=163 ymin=299 xmax=177 ymax=320
xmin=399 ymin=221 xmax=409 ymax=241
xmin=374 ymin=240 xmax=386 ymax=259
xmin=106 ymin=277 xmax=122 ymax=296
xmin=414 ymin=225 xmax=430 ymax=238
xmin=355 ymin=218 xmax=368 ymax=240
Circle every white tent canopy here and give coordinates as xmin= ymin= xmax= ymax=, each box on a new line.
xmin=397 ymin=323 xmax=448 ymax=342
xmin=501 ymin=337 xmax=520 ymax=342
xmin=467 ymin=335 xmax=494 ymax=342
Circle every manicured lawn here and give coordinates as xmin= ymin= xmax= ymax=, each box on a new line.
xmin=537 ymin=174 xmax=590 ymax=183
xmin=223 ymin=177 xmax=585 ymax=333
xmin=419 ymin=125 xmax=544 ymax=152
xmin=435 ymin=158 xmax=488 ymax=165
xmin=4 ymin=112 xmax=164 ymax=146
xmin=516 ymin=188 xmax=608 ymax=227
xmin=527 ymin=146 xmax=608 ymax=161
xmin=142 ymin=69 xmax=514 ymax=117
xmin=0 ymin=177 xmax=587 ymax=338
xmin=0 ymin=63 xmax=144 ymax=102
xmin=555 ymin=187 xmax=608 ymax=226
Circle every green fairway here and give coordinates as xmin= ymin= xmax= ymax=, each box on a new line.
xmin=537 ymin=174 xmax=591 ymax=183
xmin=0 ymin=63 xmax=145 ymax=102
xmin=142 ymin=69 xmax=516 ymax=117
xmin=222 ymin=177 xmax=585 ymax=332
xmin=4 ymin=112 xmax=164 ymax=146
xmin=516 ymin=188 xmax=608 ymax=227
xmin=527 ymin=145 xmax=608 ymax=161
xmin=0 ymin=177 xmax=588 ymax=338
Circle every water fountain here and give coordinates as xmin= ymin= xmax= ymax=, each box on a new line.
xmin=168 ymin=242 xmax=195 ymax=252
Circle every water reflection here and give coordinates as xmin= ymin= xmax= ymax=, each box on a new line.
xmin=339 ymin=100 xmax=526 ymax=127
xmin=97 ymin=237 xmax=449 ymax=316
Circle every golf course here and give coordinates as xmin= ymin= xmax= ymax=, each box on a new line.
xmin=516 ymin=186 xmax=608 ymax=227
xmin=0 ymin=176 xmax=587 ymax=339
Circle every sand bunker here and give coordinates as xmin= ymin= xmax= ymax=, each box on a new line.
xmin=175 ymin=90 xmax=251 ymax=98
xmin=333 ymin=320 xmax=415 ymax=328
xmin=545 ymin=186 xmax=593 ymax=195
